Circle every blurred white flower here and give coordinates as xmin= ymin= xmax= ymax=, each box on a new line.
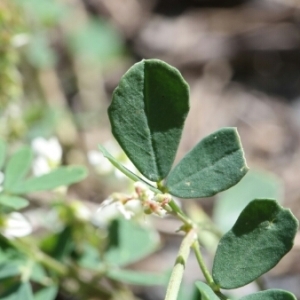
xmin=87 ymin=150 xmax=113 ymax=174
xmin=11 ymin=33 xmax=30 ymax=48
xmin=31 ymin=137 xmax=62 ymax=176
xmin=32 ymin=137 xmax=62 ymax=163
xmin=93 ymin=182 xmax=170 ymax=226
xmin=70 ymin=201 xmax=92 ymax=222
xmin=1 ymin=212 xmax=32 ymax=239
xmin=32 ymin=156 xmax=51 ymax=177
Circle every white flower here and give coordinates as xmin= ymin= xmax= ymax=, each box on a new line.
xmin=87 ymin=150 xmax=113 ymax=174
xmin=32 ymin=156 xmax=51 ymax=177
xmin=31 ymin=137 xmax=62 ymax=163
xmin=31 ymin=137 xmax=62 ymax=176
xmin=1 ymin=212 xmax=32 ymax=239
xmin=70 ymin=201 xmax=92 ymax=222
xmin=11 ymin=33 xmax=30 ymax=48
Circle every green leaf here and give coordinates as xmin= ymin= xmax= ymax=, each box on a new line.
xmin=108 ymin=59 xmax=190 ymax=182
xmin=4 ymin=147 xmax=33 ymax=192
xmin=240 ymin=289 xmax=297 ymax=300
xmin=0 ymin=282 xmax=33 ymax=300
xmin=0 ymin=196 xmax=29 ymax=210
xmin=0 ymin=262 xmax=20 ymax=279
xmin=104 ymin=218 xmax=160 ymax=266
xmin=30 ymin=263 xmax=49 ymax=284
xmin=194 ymin=281 xmax=219 ymax=300
xmin=0 ymin=140 xmax=6 ymax=170
xmin=213 ymin=169 xmax=283 ymax=232
xmin=165 ymin=128 xmax=248 ymax=198
xmin=107 ymin=269 xmax=169 ymax=286
xmin=212 ymin=199 xmax=299 ymax=289
xmin=42 ymin=226 xmax=74 ymax=261
xmin=15 ymin=166 xmax=87 ymax=193
xmin=34 ymin=286 xmax=58 ymax=300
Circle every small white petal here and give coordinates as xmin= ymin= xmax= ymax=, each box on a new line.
xmin=32 ymin=157 xmax=51 ymax=176
xmin=88 ymin=151 xmax=113 ymax=174
xmin=11 ymin=33 xmax=30 ymax=47
xmin=124 ymin=199 xmax=142 ymax=215
xmin=116 ymin=203 xmax=134 ymax=220
xmin=71 ymin=202 xmax=91 ymax=221
xmin=46 ymin=138 xmax=62 ymax=162
xmin=31 ymin=137 xmax=62 ymax=162
xmin=2 ymin=212 xmax=32 ymax=239
xmin=87 ymin=150 xmax=103 ymax=166
xmin=93 ymin=202 xmax=120 ymax=226
xmin=32 ymin=137 xmax=49 ymax=156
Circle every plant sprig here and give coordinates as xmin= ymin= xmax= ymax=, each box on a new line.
xmin=105 ymin=59 xmax=299 ymax=300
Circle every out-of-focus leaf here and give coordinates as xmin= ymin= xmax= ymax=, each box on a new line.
xmin=212 ymin=199 xmax=298 ymax=289
xmin=105 ymin=218 xmax=160 ymax=266
xmin=68 ymin=19 xmax=122 ymax=62
xmin=15 ymin=0 xmax=67 ymax=26
xmin=240 ymin=289 xmax=297 ymax=300
xmin=166 ymin=128 xmax=248 ymax=198
xmin=77 ymin=245 xmax=102 ymax=271
xmin=107 ymin=269 xmax=169 ymax=286
xmin=0 ymin=262 xmax=20 ymax=279
xmin=0 ymin=195 xmax=29 ymax=210
xmin=0 ymin=282 xmax=33 ymax=300
xmin=15 ymin=166 xmax=87 ymax=193
xmin=213 ymin=169 xmax=283 ymax=232
xmin=34 ymin=286 xmax=58 ymax=300
xmin=26 ymin=35 xmax=56 ymax=69
xmin=108 ymin=59 xmax=189 ymax=182
xmin=194 ymin=281 xmax=219 ymax=300
xmin=4 ymin=147 xmax=33 ymax=192
xmin=177 ymin=284 xmax=199 ymax=300
xmin=30 ymin=263 xmax=48 ymax=285
xmin=43 ymin=226 xmax=74 ymax=261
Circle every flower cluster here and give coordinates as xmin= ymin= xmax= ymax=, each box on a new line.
xmin=95 ymin=182 xmax=171 ymax=225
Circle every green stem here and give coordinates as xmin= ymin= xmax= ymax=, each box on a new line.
xmin=164 ymin=229 xmax=196 ymax=300
xmin=8 ymin=237 xmax=68 ymax=275
xmin=192 ymin=241 xmax=229 ymax=300
xmin=7 ymin=237 xmax=112 ymax=299
xmin=192 ymin=240 xmax=215 ymax=288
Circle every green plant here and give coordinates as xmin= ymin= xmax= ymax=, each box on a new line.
xmin=100 ymin=59 xmax=299 ymax=300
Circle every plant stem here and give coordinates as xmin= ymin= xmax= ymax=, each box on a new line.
xmin=8 ymin=237 xmax=68 ymax=275
xmin=7 ymin=236 xmax=112 ymax=299
xmin=192 ymin=241 xmax=229 ymax=300
xmin=168 ymin=199 xmax=193 ymax=228
xmin=192 ymin=240 xmax=215 ymax=288
xmin=164 ymin=228 xmax=196 ymax=300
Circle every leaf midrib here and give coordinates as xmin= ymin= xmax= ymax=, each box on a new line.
xmin=143 ymin=61 xmax=159 ymax=179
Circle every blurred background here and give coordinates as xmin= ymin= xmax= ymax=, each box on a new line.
xmin=1 ymin=0 xmax=300 ymax=299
